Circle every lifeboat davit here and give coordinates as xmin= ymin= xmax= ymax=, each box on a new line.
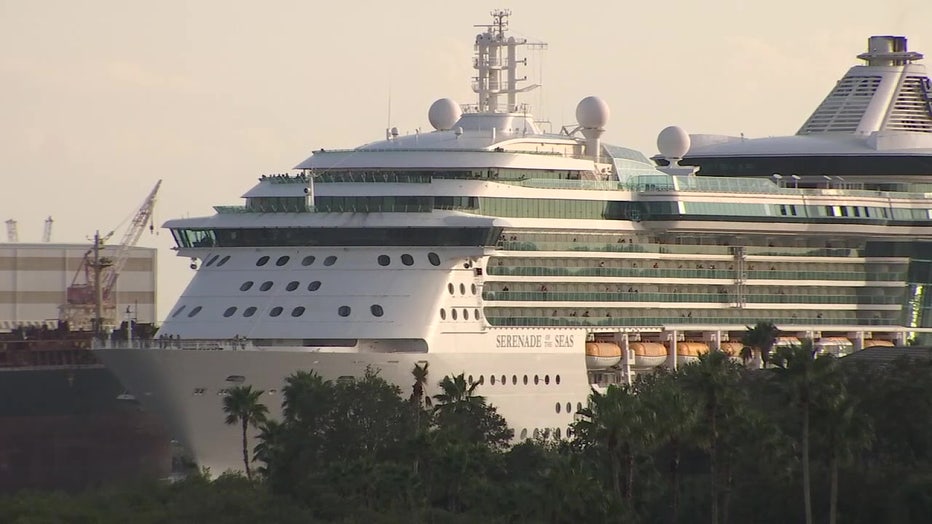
xmin=630 ymin=342 xmax=667 ymax=368
xmin=676 ymin=342 xmax=710 ymax=364
xmin=586 ymin=342 xmax=622 ymax=369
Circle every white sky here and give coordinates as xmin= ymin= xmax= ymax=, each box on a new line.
xmin=1 ymin=0 xmax=930 ymax=319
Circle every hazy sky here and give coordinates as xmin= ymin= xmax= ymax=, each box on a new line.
xmin=1 ymin=0 xmax=929 ymax=318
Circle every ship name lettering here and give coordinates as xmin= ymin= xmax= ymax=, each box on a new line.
xmin=496 ymin=334 xmax=543 ymax=348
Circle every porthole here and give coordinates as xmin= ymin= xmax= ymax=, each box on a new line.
xmin=471 ymin=283 xmax=477 ymax=295
xmin=171 ymin=305 xmax=186 ymax=318
xmin=577 ymin=402 xmax=583 ymax=412
xmin=512 ymin=375 xmax=517 ymax=385
xmin=451 ymin=309 xmax=458 ymax=320
xmin=474 ymin=308 xmax=481 ymax=320
xmin=205 ymin=254 xmax=220 ymax=267
xmin=556 ymin=375 xmax=561 ymax=385
xmin=223 ymin=307 xmax=237 ymax=318
xmin=323 ymin=256 xmax=337 ymax=266
xmin=243 ymin=307 xmax=257 ymax=317
xmin=478 ymin=375 xmax=484 ymax=385
xmin=187 ymin=306 xmax=202 ymax=318
xmin=491 ymin=375 xmax=497 ymax=385
xmin=371 ymin=304 xmax=384 ymax=317
xmin=533 ymin=429 xmax=540 ymax=439
xmin=256 ymin=256 xmax=270 ymax=267
xmin=260 ymin=281 xmax=273 ymax=291
xmin=555 ymin=402 xmax=561 ymax=413
xmin=459 ymin=283 xmax=466 ymax=295
xmin=554 ymin=428 xmax=562 ymax=439
xmin=566 ymin=402 xmax=572 ymax=414
xmin=501 ymin=374 xmax=506 ymax=385
xmin=301 ymin=255 xmax=316 ymax=266
xmin=377 ymin=255 xmax=390 ymax=266
xmin=545 ymin=375 xmax=550 ymax=385
xmin=276 ymin=255 xmax=290 ymax=267
xmin=291 ymin=306 xmax=305 ymax=317
xmin=269 ymin=306 xmax=283 ymax=317
xmin=523 ymin=375 xmax=528 ymax=385
xmin=338 ymin=305 xmax=351 ymax=317
xmin=428 ymin=252 xmax=440 ymax=266
xmin=401 ymin=254 xmax=414 ymax=266
xmin=534 ymin=375 xmax=539 ymax=385
xmin=566 ymin=427 xmax=574 ymax=438
xmin=240 ymin=281 xmax=254 ymax=292
xmin=217 ymin=255 xmax=231 ymax=267
xmin=286 ymin=281 xmax=299 ymax=292
xmin=440 ymin=309 xmax=446 ymax=320
xmin=308 ymin=281 xmax=321 ymax=291
xmin=463 ymin=309 xmax=470 ymax=320
xmin=468 ymin=374 xmax=474 ymax=384
xmin=520 ymin=429 xmax=528 ymax=439
xmin=447 ymin=283 xmax=455 ymax=295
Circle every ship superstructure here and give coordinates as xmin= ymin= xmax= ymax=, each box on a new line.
xmin=98 ymin=13 xmax=932 ymax=474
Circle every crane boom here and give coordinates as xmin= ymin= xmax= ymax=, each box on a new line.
xmin=59 ymin=180 xmax=161 ymax=331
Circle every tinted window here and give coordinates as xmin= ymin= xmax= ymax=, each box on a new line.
xmin=276 ymin=256 xmax=290 ymax=266
xmin=308 ymin=281 xmax=321 ymax=291
xmin=286 ymin=281 xmax=299 ymax=292
xmin=401 ymin=254 xmax=414 ymax=266
xmin=205 ymin=255 xmax=220 ymax=267
xmin=428 ymin=252 xmax=441 ymax=266
xmin=377 ymin=255 xmax=390 ymax=266
xmin=371 ymin=304 xmax=384 ymax=317
xmin=260 ymin=281 xmax=273 ymax=291
xmin=243 ymin=307 xmax=257 ymax=317
xmin=269 ymin=306 xmax=283 ymax=317
xmin=171 ymin=305 xmax=186 ymax=318
xmin=217 ymin=255 xmax=231 ymax=267
xmin=338 ymin=305 xmax=351 ymax=317
xmin=301 ymin=255 xmax=316 ymax=266
xmin=291 ymin=306 xmax=306 ymax=317
xmin=223 ymin=307 xmax=237 ymax=318
xmin=187 ymin=306 xmax=202 ymax=318
xmin=256 ymin=256 xmax=270 ymax=266
xmin=323 ymin=256 xmax=337 ymax=266
xmin=240 ymin=281 xmax=254 ymax=291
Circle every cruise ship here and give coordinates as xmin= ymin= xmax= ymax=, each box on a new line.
xmin=98 ymin=13 xmax=932 ymax=474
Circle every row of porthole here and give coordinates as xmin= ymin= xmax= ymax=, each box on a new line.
xmin=240 ymin=280 xmax=322 ymax=292
xmin=172 ymin=303 xmax=384 ymax=319
xmin=439 ymin=308 xmax=481 ymax=321
xmin=556 ymin=401 xmax=584 ymax=415
xmin=467 ymin=373 xmax=561 ymax=386
xmin=519 ymin=427 xmax=572 ymax=440
xmin=204 ymin=255 xmax=231 ymax=267
xmin=255 ymin=255 xmax=337 ymax=267
xmin=447 ymin=282 xmax=478 ymax=296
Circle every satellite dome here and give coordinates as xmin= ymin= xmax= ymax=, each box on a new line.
xmin=575 ymin=96 xmax=610 ymax=129
xmin=657 ymin=126 xmax=691 ymax=159
xmin=428 ymin=98 xmax=463 ymax=131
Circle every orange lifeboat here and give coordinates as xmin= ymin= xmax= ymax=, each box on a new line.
xmin=585 ymin=342 xmax=622 ymax=369
xmin=719 ymin=341 xmax=744 ymax=358
xmin=630 ymin=342 xmax=667 ymax=368
xmin=816 ymin=336 xmax=854 ymax=357
xmin=862 ymin=339 xmax=894 ymax=348
xmin=676 ymin=342 xmax=710 ymax=364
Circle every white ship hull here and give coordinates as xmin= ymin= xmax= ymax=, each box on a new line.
xmin=98 ymin=340 xmax=591 ymax=474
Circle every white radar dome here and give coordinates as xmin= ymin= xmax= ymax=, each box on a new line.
xmin=657 ymin=126 xmax=691 ymax=159
xmin=428 ymin=98 xmax=463 ymax=131
xmin=575 ymin=96 xmax=610 ymax=129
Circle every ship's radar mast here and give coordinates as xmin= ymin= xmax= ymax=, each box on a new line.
xmin=472 ymin=9 xmax=542 ymax=113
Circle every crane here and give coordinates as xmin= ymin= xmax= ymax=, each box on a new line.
xmin=60 ymin=180 xmax=162 ymax=333
xmin=5 ymin=219 xmax=17 ymax=242
xmin=42 ymin=216 xmax=53 ymax=242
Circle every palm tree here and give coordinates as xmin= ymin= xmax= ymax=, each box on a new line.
xmin=410 ymin=362 xmax=432 ymax=409
xmin=433 ymin=373 xmax=484 ymax=414
xmin=680 ymin=349 xmax=743 ymax=524
xmin=575 ymin=384 xmax=652 ymax=502
xmin=770 ymin=340 xmax=821 ymax=524
xmin=222 ymin=385 xmax=268 ymax=480
xmin=741 ymin=321 xmax=780 ymax=368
